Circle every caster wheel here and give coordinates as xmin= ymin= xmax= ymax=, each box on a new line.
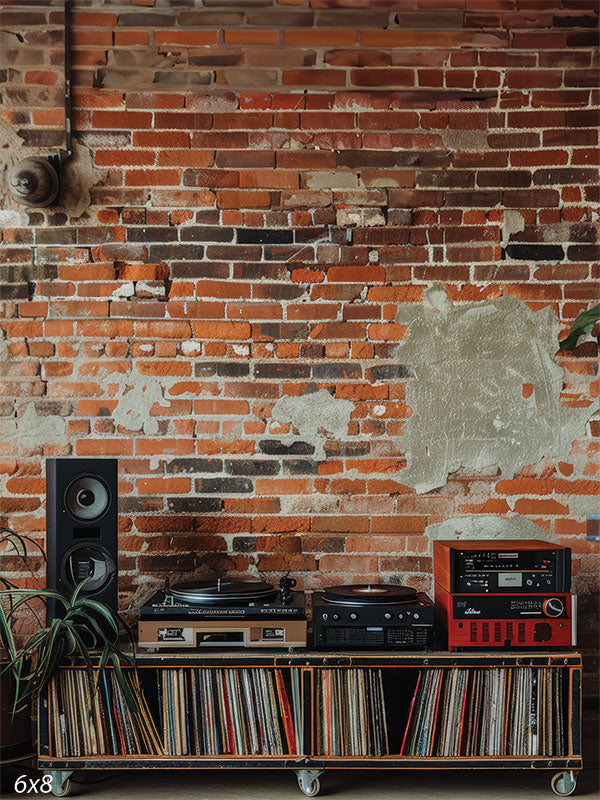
xmin=298 ymin=776 xmax=320 ymax=797
xmin=51 ymin=778 xmax=72 ymax=797
xmin=551 ymin=771 xmax=577 ymax=797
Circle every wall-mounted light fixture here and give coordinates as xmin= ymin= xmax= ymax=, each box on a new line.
xmin=6 ymin=0 xmax=72 ymax=208
xmin=7 ymin=156 xmax=60 ymax=207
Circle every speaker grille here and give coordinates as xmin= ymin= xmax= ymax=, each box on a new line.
xmin=65 ymin=474 xmax=110 ymax=521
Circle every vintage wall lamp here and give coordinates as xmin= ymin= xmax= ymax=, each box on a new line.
xmin=6 ymin=0 xmax=72 ymax=208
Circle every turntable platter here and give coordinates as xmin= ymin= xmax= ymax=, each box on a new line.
xmin=170 ymin=578 xmax=278 ymax=605
xmin=321 ymin=583 xmax=417 ymax=606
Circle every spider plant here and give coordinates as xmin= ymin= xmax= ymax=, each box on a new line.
xmin=0 ymin=529 xmax=138 ymax=717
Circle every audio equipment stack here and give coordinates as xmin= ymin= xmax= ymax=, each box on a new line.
xmin=138 ymin=576 xmax=307 ymax=651
xmin=312 ymin=583 xmax=434 ymax=650
xmin=46 ymin=458 xmax=119 ymax=619
xmin=433 ymin=540 xmax=575 ymax=650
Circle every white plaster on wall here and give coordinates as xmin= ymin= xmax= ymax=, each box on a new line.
xmin=271 ymin=388 xmax=355 ymax=460
xmin=395 ymin=285 xmax=596 ymax=493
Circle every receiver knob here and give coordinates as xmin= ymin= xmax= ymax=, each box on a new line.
xmin=542 ymin=598 xmax=564 ymax=618
xmin=384 ymin=612 xmax=392 ymax=620
xmin=349 ymin=612 xmax=359 ymax=621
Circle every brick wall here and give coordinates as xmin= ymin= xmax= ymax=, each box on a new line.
xmin=0 ymin=1 xmax=598 ymax=692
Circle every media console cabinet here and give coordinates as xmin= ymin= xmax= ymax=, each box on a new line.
xmin=38 ymin=650 xmax=582 ymax=798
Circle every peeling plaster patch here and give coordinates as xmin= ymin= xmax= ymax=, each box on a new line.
xmin=395 ymin=286 xmax=596 ymax=493
xmin=181 ymin=341 xmax=202 ymax=356
xmin=425 ymin=515 xmax=559 ymax=544
xmin=112 ymin=282 xmax=135 ymax=298
xmin=0 ymin=119 xmax=28 ymax=223
xmin=113 ymin=369 xmax=168 ymax=435
xmin=271 ymin=388 xmax=355 ymax=460
xmin=233 ymin=345 xmax=250 ymax=356
xmin=136 ymin=281 xmax=165 ymax=297
xmin=53 ymin=140 xmax=106 ymax=220
xmin=0 ymin=403 xmax=67 ymax=453
xmin=502 ymin=209 xmax=525 ymax=246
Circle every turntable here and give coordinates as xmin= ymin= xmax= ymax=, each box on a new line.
xmin=312 ymin=583 xmax=434 ymax=650
xmin=138 ymin=576 xmax=307 ymax=651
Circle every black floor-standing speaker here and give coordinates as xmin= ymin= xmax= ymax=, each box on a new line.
xmin=46 ymin=458 xmax=118 ymax=620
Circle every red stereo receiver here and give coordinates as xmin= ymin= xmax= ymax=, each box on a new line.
xmin=435 ymin=587 xmax=576 ymax=651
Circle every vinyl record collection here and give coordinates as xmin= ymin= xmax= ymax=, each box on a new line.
xmin=158 ymin=668 xmax=302 ymax=756
xmin=401 ymin=667 xmax=566 ymax=757
xmin=49 ymin=669 xmax=163 ymax=757
xmin=315 ymin=668 xmax=389 ymax=757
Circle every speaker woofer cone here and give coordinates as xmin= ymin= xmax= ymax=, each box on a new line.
xmin=64 ymin=474 xmax=110 ymax=521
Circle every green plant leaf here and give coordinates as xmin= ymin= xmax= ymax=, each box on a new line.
xmin=559 ymin=304 xmax=600 ymax=350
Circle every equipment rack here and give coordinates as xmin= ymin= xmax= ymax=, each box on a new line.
xmin=38 ymin=650 xmax=582 ymax=798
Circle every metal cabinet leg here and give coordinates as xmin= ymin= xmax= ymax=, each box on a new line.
xmin=45 ymin=770 xmax=74 ymax=797
xmin=551 ymin=770 xmax=578 ymax=797
xmin=295 ymin=769 xmax=324 ymax=797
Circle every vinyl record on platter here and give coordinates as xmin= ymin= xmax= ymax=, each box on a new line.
xmin=169 ymin=578 xmax=278 ymax=605
xmin=321 ymin=583 xmax=418 ymax=606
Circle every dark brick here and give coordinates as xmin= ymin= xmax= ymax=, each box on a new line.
xmin=0 ymin=284 xmax=29 ymax=300
xmin=180 ymin=227 xmax=234 ymax=242
xmin=127 ymin=227 xmax=178 ymax=243
xmin=254 ymin=363 xmax=311 ymax=379
xmin=120 ymin=498 xmax=164 ymax=513
xmin=300 ymin=343 xmax=325 ymax=358
xmin=248 ymin=10 xmax=313 ymax=25
xmin=167 ymin=497 xmax=224 ymax=513
xmin=234 ymin=264 xmax=287 ymax=281
xmin=505 ymin=244 xmax=564 ymax=261
xmin=533 ymin=168 xmax=599 ymax=185
xmin=196 ymin=477 xmax=253 ymax=493
xmin=474 ymin=265 xmax=530 ymax=282
xmin=294 ymin=227 xmax=335 ymax=243
xmin=312 ymin=363 xmax=363 ymax=379
xmin=148 ymin=245 xmax=204 ymax=261
xmin=232 ymin=536 xmax=256 ymax=552
xmin=190 ymin=53 xmax=243 ymax=68
xmin=171 ymin=261 xmax=229 ymax=279
xmin=368 ymin=364 xmax=413 ymax=382
xmin=566 ymin=31 xmax=600 ymax=46
xmin=252 ymin=284 xmax=305 ymax=301
xmin=286 ymin=459 xmax=319 ymax=475
xmin=138 ymin=554 xmax=198 ymax=573
xmin=154 ymin=72 xmax=212 ymax=87
xmin=553 ymin=14 xmax=598 ymax=27
xmin=34 ymin=400 xmax=72 ymax=416
xmin=259 ymin=440 xmax=315 ymax=456
xmin=567 ymin=244 xmax=600 ymax=260
xmin=35 ymin=228 xmax=77 ymax=245
xmin=166 ymin=459 xmax=223 ymax=474
xmin=319 ymin=9 xmax=387 ymax=26
xmin=569 ymin=224 xmax=597 ymax=243
xmin=177 ymin=11 xmax=244 ymax=25
xmin=17 ymin=129 xmax=64 ymax=147
xmin=445 ymin=191 xmax=502 ymax=207
xmin=237 ymin=228 xmax=294 ymax=244
xmin=196 ymin=362 xmax=250 ymax=378
xmin=477 ymin=171 xmax=531 ymax=188
xmin=566 ymin=110 xmax=600 ymax=127
xmin=225 ymin=459 xmax=280 ymax=476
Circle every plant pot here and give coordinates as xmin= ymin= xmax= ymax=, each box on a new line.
xmin=0 ymin=659 xmax=32 ymax=762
